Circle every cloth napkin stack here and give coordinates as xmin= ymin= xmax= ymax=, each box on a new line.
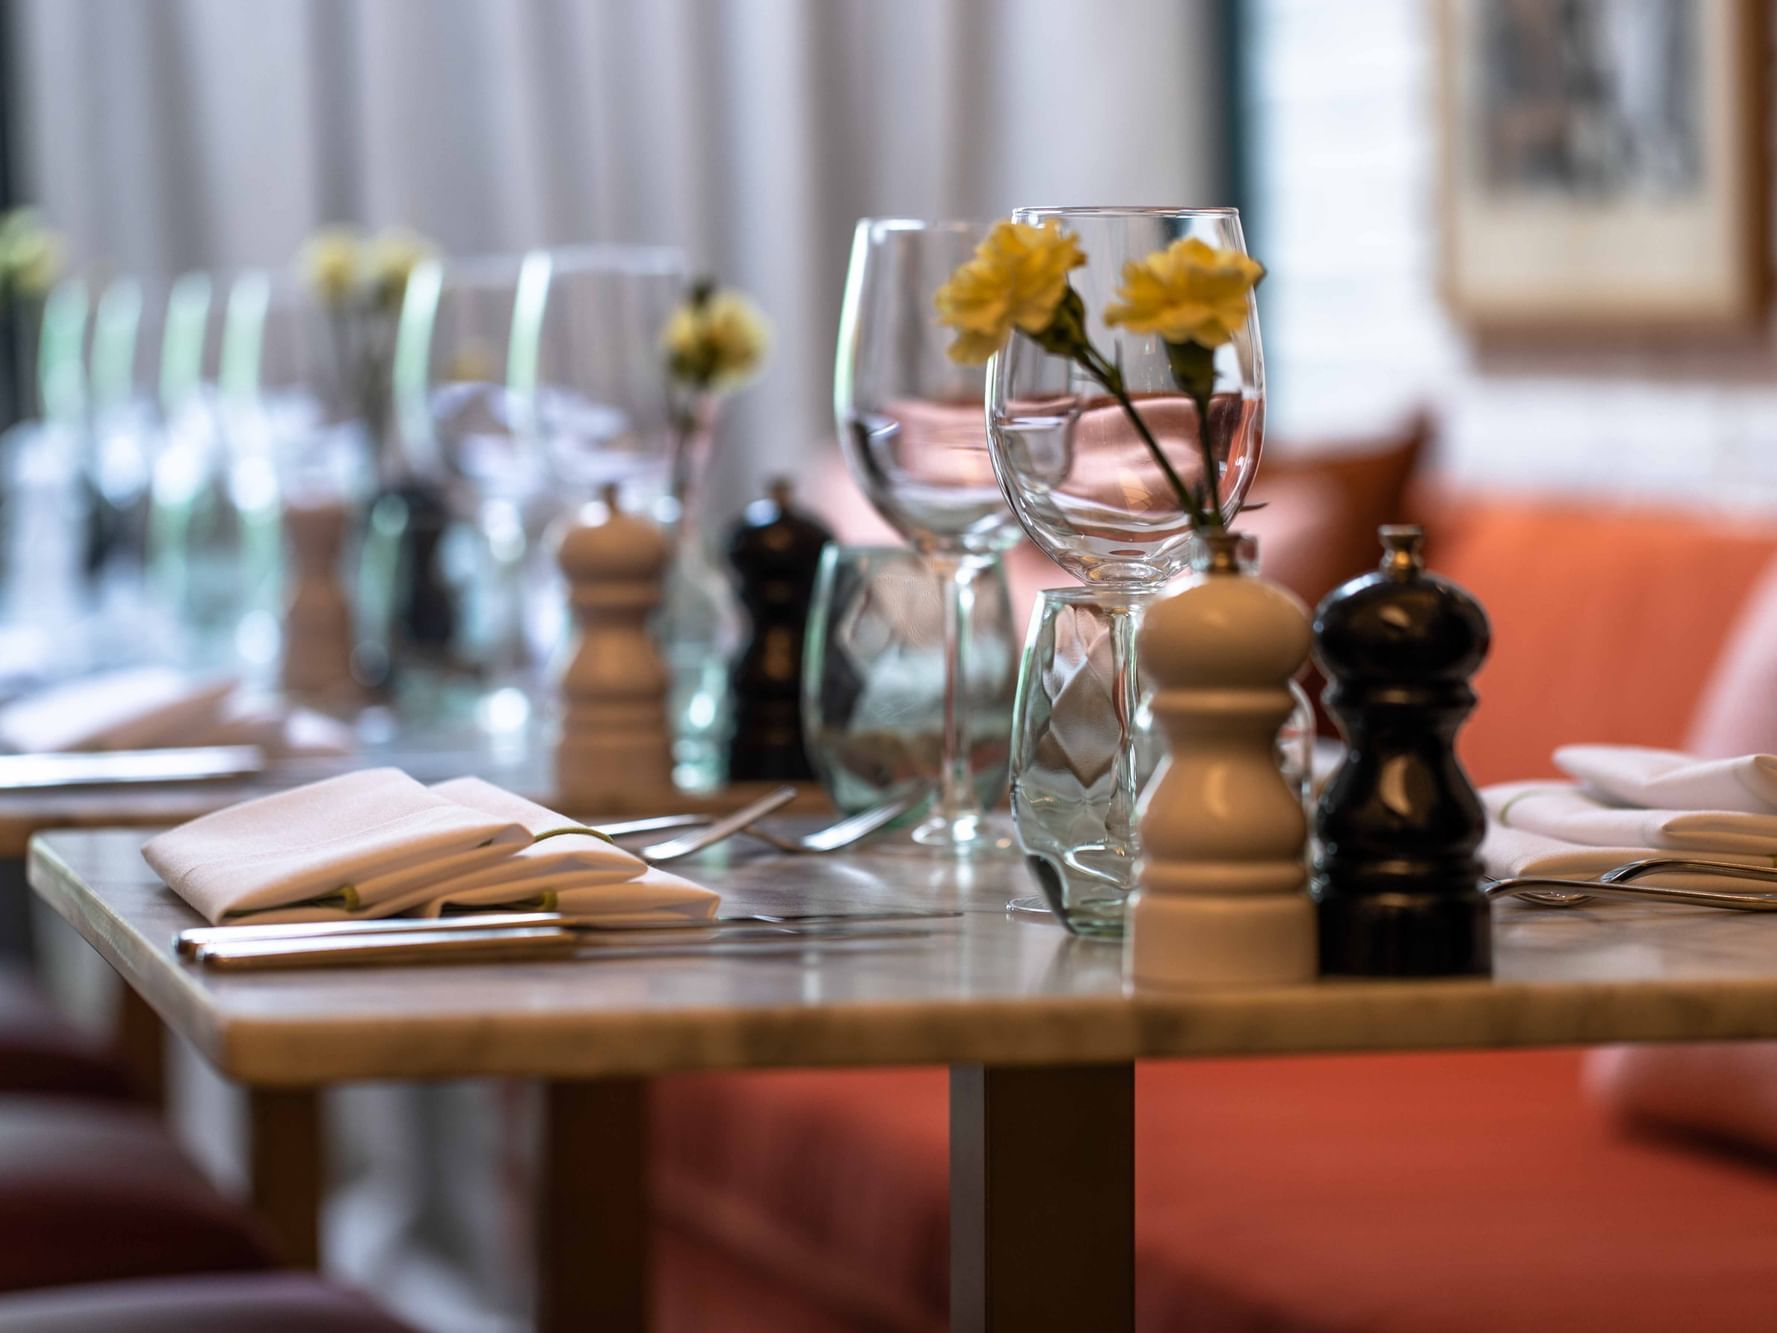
xmin=0 ymin=667 xmax=355 ymax=758
xmin=1481 ymin=745 xmax=1777 ymax=890
xmin=142 ymin=769 xmax=719 ymax=926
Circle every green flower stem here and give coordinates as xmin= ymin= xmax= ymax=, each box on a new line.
xmin=1069 ymin=336 xmax=1213 ymax=531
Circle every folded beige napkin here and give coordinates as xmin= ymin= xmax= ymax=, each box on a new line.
xmin=1484 ymin=780 xmax=1777 ymax=854
xmin=143 ymin=769 xmax=527 ymax=923
xmin=404 ymin=779 xmax=717 ymax=924
xmin=143 ymin=770 xmax=720 ymax=927
xmin=0 ymin=667 xmax=355 ymax=758
xmin=1555 ymin=745 xmax=1777 ymax=816
xmin=0 ymin=668 xmax=238 ymax=752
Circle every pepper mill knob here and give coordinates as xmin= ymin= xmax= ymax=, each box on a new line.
xmin=1312 ymin=524 xmax=1492 ymax=975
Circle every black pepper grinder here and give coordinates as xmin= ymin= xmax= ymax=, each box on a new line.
xmin=725 ymin=478 xmax=834 ymax=782
xmin=1312 ymin=525 xmax=1492 ymax=976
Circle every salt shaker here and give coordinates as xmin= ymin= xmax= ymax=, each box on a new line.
xmin=1312 ymin=525 xmax=1492 ymax=976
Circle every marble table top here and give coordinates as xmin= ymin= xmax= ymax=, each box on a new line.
xmin=28 ymin=826 xmax=1777 ymax=1087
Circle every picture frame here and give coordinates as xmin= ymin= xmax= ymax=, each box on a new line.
xmin=1438 ymin=0 xmax=1767 ymax=332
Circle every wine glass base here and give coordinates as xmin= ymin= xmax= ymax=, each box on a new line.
xmin=910 ymin=810 xmax=1016 ymax=857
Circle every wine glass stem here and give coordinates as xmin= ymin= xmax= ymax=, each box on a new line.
xmin=930 ymin=554 xmax=985 ymax=829
xmin=1104 ymin=602 xmax=1142 ymax=855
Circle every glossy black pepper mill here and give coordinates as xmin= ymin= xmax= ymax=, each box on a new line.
xmin=1312 ymin=525 xmax=1492 ymax=976
xmin=725 ymin=478 xmax=834 ymax=782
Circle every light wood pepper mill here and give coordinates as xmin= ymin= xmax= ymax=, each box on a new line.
xmin=555 ymin=484 xmax=673 ymax=802
xmin=1312 ymin=525 xmax=1492 ymax=976
xmin=280 ymin=499 xmax=357 ymax=705
xmin=1128 ymin=530 xmax=1317 ymax=988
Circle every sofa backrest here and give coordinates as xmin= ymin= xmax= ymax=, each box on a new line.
xmin=1419 ymin=493 xmax=1777 ymax=787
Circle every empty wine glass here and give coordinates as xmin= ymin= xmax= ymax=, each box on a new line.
xmin=392 ymin=252 xmax=538 ymax=704
xmin=987 ymin=206 xmax=1264 ymax=888
xmin=835 ymin=219 xmax=1024 ymax=855
xmin=222 ymin=270 xmax=374 ymax=687
xmin=146 ymin=270 xmax=282 ymax=671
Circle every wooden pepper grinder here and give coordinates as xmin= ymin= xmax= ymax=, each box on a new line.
xmin=1312 ymin=525 xmax=1492 ymax=976
xmin=555 ymin=485 xmax=673 ymax=802
xmin=725 ymin=478 xmax=834 ymax=782
xmin=280 ymin=499 xmax=358 ymax=705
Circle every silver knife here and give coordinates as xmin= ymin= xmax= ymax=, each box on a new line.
xmin=176 ymin=908 xmax=960 ymax=958
xmin=0 ymin=746 xmax=265 ymax=790
xmin=195 ymin=924 xmax=933 ymax=970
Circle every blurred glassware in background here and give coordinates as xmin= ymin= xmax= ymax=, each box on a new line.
xmin=835 ymin=219 xmax=1024 ymax=852
xmin=393 ymin=252 xmax=537 ymax=723
xmin=988 ymin=206 xmax=1265 ymax=888
xmin=225 ymin=271 xmax=376 ymax=704
xmin=1009 ymin=587 xmax=1162 ymax=937
xmin=296 ymin=225 xmax=452 ymax=701
xmin=802 ymin=544 xmax=1014 ymax=818
xmin=0 ymin=276 xmax=90 ymax=654
xmin=146 ymin=270 xmax=281 ymax=677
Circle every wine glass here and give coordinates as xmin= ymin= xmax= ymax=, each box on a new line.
xmin=987 ymin=206 xmax=1264 ymax=886
xmin=391 ymin=252 xmax=539 ymax=708
xmin=524 ymin=245 xmax=687 ymax=509
xmin=835 ymin=219 xmax=1025 ymax=855
xmin=222 ymin=271 xmax=375 ymax=685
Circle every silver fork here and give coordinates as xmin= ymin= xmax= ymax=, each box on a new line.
xmin=1485 ymin=857 xmax=1777 ymax=911
xmin=739 ymin=792 xmax=923 ymax=855
xmin=637 ymin=786 xmax=799 ymax=864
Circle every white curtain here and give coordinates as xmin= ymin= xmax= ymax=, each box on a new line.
xmin=14 ymin=0 xmax=1227 ymax=513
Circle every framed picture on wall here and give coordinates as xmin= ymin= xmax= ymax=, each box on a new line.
xmin=1438 ymin=0 xmax=1767 ymax=331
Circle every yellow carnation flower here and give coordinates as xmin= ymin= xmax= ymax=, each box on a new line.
xmin=933 ymin=219 xmax=1086 ymax=365
xmin=1103 ymin=236 xmax=1263 ymax=348
xmin=299 ymin=226 xmax=364 ymax=306
xmin=364 ymin=227 xmax=434 ymax=310
xmin=0 ymin=209 xmax=66 ymax=297
xmin=664 ymin=288 xmax=770 ymax=393
xmin=6 ymin=229 xmax=64 ymax=297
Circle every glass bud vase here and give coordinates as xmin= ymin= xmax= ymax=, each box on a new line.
xmin=653 ymin=416 xmax=743 ymax=793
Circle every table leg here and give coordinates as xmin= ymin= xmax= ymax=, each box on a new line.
xmin=246 ymin=1087 xmax=323 ymax=1268
xmin=950 ymin=1062 xmax=1134 ymax=1333
xmin=113 ymin=984 xmax=166 ymax=1110
xmin=537 ymin=1078 xmax=649 ymax=1333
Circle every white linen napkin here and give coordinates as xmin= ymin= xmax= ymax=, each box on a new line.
xmin=142 ymin=769 xmax=527 ymax=923
xmin=408 ymin=779 xmax=718 ymax=924
xmin=0 ymin=667 xmax=356 ymax=758
xmin=0 ymin=668 xmax=238 ymax=753
xmin=1555 ymin=745 xmax=1777 ymax=815
xmin=1484 ymin=780 xmax=1777 ymax=854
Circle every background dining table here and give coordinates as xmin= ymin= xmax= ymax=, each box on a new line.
xmin=25 ymin=820 xmax=1777 ymax=1333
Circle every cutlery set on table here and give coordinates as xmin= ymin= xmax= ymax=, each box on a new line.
xmin=154 ymin=780 xmax=952 ymax=971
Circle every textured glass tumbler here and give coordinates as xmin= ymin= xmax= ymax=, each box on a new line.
xmin=1010 ymin=588 xmax=1163 ymax=938
xmin=803 ymin=545 xmax=1015 ymax=818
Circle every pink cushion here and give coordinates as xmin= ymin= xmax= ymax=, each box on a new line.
xmin=656 ymin=1051 xmax=1777 ymax=1332
xmin=1688 ymin=553 xmax=1777 ymax=757
xmin=0 ymin=1097 xmax=274 ymax=1292
xmin=0 ymin=1273 xmax=415 ymax=1333
xmin=0 ymin=969 xmax=130 ymax=1101
xmin=1587 ymin=1042 xmax=1777 ymax=1160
